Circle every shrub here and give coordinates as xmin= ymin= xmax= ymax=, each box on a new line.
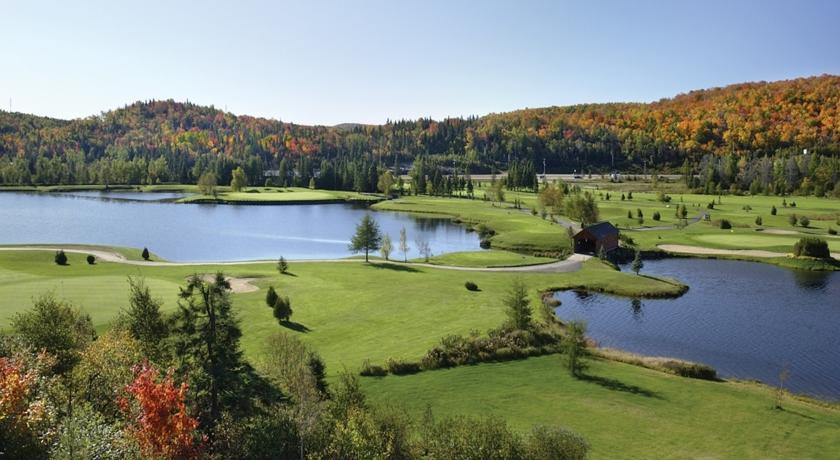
xmin=788 ymin=214 xmax=798 ymax=226
xmin=524 ymin=425 xmax=589 ymax=460
xmin=706 ymin=201 xmax=715 ymax=209
xmin=54 ymin=250 xmax=68 ymax=265
xmin=359 ymin=360 xmax=387 ymax=377
xmin=755 ymin=216 xmax=763 ymax=226
xmin=799 ymin=216 xmax=810 ymax=227
xmin=85 ymin=254 xmax=95 ymax=265
xmin=660 ymin=361 xmax=718 ymax=380
xmin=479 ymin=238 xmax=491 ymax=249
xmin=652 ymin=211 xmax=661 ymax=221
xmin=385 ymin=358 xmax=421 ymax=375
xmin=626 ymin=210 xmax=632 ymax=219
xmin=793 ymin=237 xmax=831 ymax=258
xmin=719 ymin=219 xmax=732 ymax=229
xmin=464 ymin=281 xmax=479 ymax=291
xmin=475 ymin=223 xmax=495 ymax=238
xmin=771 ymin=205 xmax=777 ymax=215
xmin=829 ymin=227 xmax=838 ymax=235
xmin=277 ymin=256 xmax=288 ymax=274
xmin=421 ymin=415 xmax=525 ymax=459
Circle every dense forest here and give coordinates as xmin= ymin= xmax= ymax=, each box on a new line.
xmin=1 ymin=75 xmax=839 ymax=195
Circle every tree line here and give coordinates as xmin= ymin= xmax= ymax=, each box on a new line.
xmin=1 ymin=76 xmax=838 ymax=195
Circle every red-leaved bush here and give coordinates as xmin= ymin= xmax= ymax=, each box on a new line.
xmin=119 ymin=362 xmax=204 ymax=459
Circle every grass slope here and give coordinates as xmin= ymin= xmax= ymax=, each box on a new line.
xmin=373 ymin=196 xmax=571 ymax=253
xmin=419 ymin=250 xmax=556 ymax=267
xmin=363 ymin=355 xmax=840 ymax=459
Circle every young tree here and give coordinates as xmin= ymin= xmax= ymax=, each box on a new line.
xmin=504 ymin=280 xmax=532 ymax=330
xmin=277 ymin=256 xmax=289 ymax=274
xmin=564 ymin=192 xmax=599 ymax=226
xmin=273 ymin=296 xmax=293 ymax=324
xmin=399 ymin=227 xmax=410 ymax=262
xmin=141 ymin=247 xmax=150 ymax=261
xmin=380 ymin=234 xmax=392 ymax=261
xmin=565 ymin=320 xmax=587 ymax=377
xmin=54 ymin=250 xmax=68 ymax=265
xmin=125 ymin=277 xmax=168 ymax=362
xmin=349 ymin=214 xmax=382 ymax=262
xmin=415 ymin=238 xmax=432 ymax=262
xmin=631 ymin=250 xmax=644 ymax=275
xmin=12 ymin=294 xmax=96 ymax=373
xmin=230 ymin=166 xmax=247 ymax=192
xmin=755 ymin=215 xmax=763 ymax=226
xmin=265 ymin=286 xmax=279 ymax=309
xmin=197 ymin=172 xmax=218 ymax=196
xmin=377 ymin=170 xmax=395 ymax=197
xmin=170 ymin=273 xmax=247 ymax=430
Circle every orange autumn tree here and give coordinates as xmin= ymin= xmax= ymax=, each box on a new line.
xmin=120 ymin=362 xmax=204 ymax=460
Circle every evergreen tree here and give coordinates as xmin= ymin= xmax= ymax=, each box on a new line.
xmin=277 ymin=256 xmax=288 ymax=274
xmin=141 ymin=247 xmax=150 ymax=261
xmin=125 ymin=276 xmax=168 ymax=362
xmin=171 ymin=273 xmax=247 ymax=430
xmin=349 ymin=214 xmax=382 ymax=262
xmin=565 ymin=320 xmax=587 ymax=377
xmin=273 ymin=296 xmax=293 ymax=324
xmin=266 ymin=285 xmax=279 ymax=309
xmin=504 ymin=279 xmax=532 ymax=330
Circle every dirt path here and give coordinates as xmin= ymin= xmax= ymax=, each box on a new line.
xmin=0 ymin=246 xmax=589 ymax=273
xmin=658 ymin=244 xmax=840 ymax=260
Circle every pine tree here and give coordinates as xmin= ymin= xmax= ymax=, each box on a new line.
xmin=125 ymin=276 xmax=168 ymax=362
xmin=277 ymin=256 xmax=288 ymax=274
xmin=266 ymin=285 xmax=279 ymax=309
xmin=504 ymin=279 xmax=532 ymax=330
xmin=141 ymin=247 xmax=150 ymax=261
xmin=349 ymin=214 xmax=382 ymax=262
xmin=171 ymin=273 xmax=247 ymax=429
xmin=273 ymin=296 xmax=292 ymax=323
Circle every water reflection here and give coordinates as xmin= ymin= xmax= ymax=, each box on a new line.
xmin=630 ymin=298 xmax=643 ymax=321
xmin=0 ymin=192 xmax=481 ymax=261
xmin=791 ymin=270 xmax=831 ymax=291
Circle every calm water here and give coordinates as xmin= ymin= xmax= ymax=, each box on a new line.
xmin=0 ymin=192 xmax=480 ymax=261
xmin=554 ymin=258 xmax=840 ymax=400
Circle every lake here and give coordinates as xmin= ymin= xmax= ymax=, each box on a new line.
xmin=0 ymin=192 xmax=480 ymax=261
xmin=554 ymin=258 xmax=840 ymax=401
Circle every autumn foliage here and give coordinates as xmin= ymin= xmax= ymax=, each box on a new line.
xmin=120 ymin=362 xmax=204 ymax=460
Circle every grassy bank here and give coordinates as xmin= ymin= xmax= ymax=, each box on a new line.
xmin=418 ymin=249 xmax=556 ymax=267
xmin=362 ymin=355 xmax=840 ymax=459
xmin=178 ymin=186 xmax=381 ymax=204
xmin=373 ymin=196 xmax=571 ymax=253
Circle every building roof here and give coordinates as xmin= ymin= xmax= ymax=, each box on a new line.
xmin=574 ymin=221 xmax=618 ymax=239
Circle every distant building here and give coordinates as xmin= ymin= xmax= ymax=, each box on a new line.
xmin=572 ymin=222 xmax=619 ymax=254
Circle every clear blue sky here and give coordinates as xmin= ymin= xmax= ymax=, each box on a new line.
xmin=2 ymin=0 xmax=838 ymax=125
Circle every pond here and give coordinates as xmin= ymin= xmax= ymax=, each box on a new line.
xmin=554 ymin=258 xmax=840 ymax=401
xmin=0 ymin=192 xmax=480 ymax=262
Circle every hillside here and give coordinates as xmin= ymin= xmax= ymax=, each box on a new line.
xmin=1 ymin=75 xmax=838 ymax=190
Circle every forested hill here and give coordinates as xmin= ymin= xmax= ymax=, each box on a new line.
xmin=0 ymin=75 xmax=838 ymax=189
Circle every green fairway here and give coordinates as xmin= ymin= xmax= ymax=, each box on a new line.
xmin=363 ymin=355 xmax=840 ymax=459
xmin=419 ymin=249 xmax=556 ymax=267
xmin=373 ymin=196 xmax=571 ymax=253
xmin=179 ymin=186 xmax=380 ymax=204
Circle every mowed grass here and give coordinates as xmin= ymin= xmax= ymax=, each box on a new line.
xmin=0 ymin=251 xmax=680 ymax=370
xmin=363 ymin=355 xmax=840 ymax=459
xmin=419 ymin=250 xmax=556 ymax=267
xmin=179 ymin=186 xmax=380 ymax=204
xmin=471 ymin=186 xmax=840 ymax=255
xmin=373 ymin=196 xmax=570 ymax=252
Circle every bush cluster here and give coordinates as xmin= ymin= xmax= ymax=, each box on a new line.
xmin=464 ymin=281 xmax=479 ymax=291
xmin=660 ymin=361 xmax=718 ymax=380
xmin=384 ymin=357 xmax=421 ymax=375
xmin=793 ymin=237 xmax=831 ymax=258
xmin=420 ymin=327 xmax=562 ymax=371
xmin=719 ymin=219 xmax=732 ymax=229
